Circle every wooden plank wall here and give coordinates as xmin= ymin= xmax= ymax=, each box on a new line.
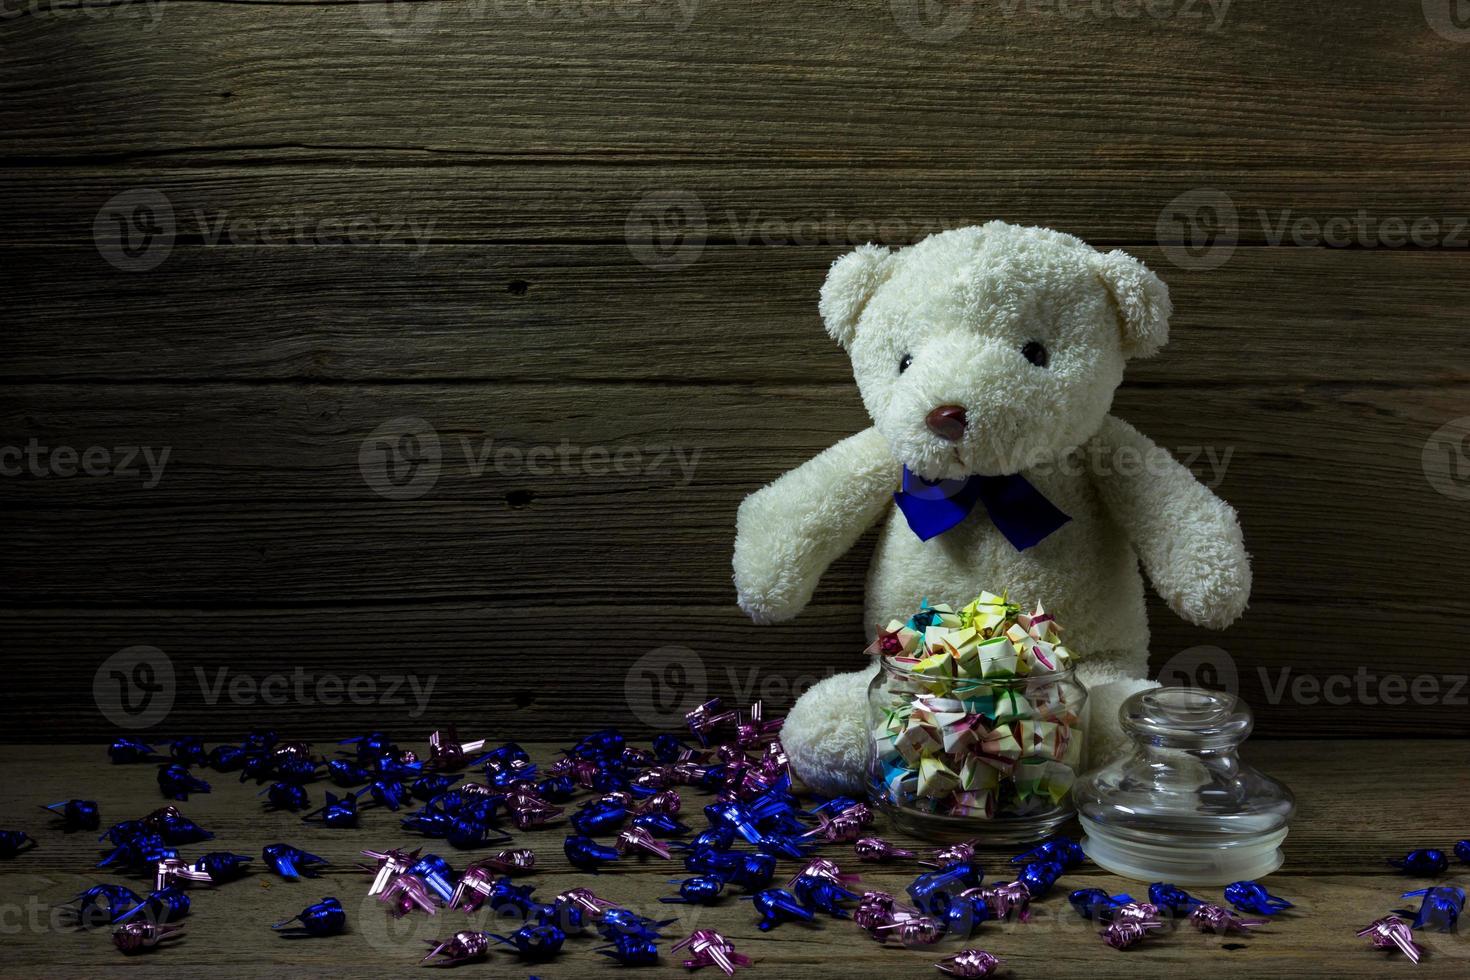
xmin=2 ymin=0 xmax=1468 ymax=740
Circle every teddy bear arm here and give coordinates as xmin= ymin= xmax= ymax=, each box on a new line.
xmin=733 ymin=427 xmax=898 ymax=625
xmin=1087 ymin=415 xmax=1252 ymax=630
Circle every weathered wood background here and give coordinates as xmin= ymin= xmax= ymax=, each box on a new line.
xmin=3 ymin=0 xmax=1469 ymax=740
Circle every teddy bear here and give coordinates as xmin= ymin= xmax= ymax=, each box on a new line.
xmin=732 ymin=221 xmax=1251 ymax=797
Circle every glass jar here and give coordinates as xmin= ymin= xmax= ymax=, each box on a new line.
xmin=866 ymin=656 xmax=1088 ymax=844
xmin=1072 ymin=687 xmax=1295 ymax=885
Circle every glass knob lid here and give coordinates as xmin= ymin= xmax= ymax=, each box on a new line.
xmin=1072 ymin=687 xmax=1295 ymax=885
xmin=1121 ymin=687 xmax=1254 ymax=750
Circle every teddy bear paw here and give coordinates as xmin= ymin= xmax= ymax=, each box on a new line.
xmin=734 ymin=586 xmax=804 ymax=626
xmin=781 ymin=668 xmax=876 ymax=797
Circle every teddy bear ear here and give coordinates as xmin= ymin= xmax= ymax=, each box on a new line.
xmin=1095 ymin=248 xmax=1172 ymax=358
xmin=818 ymin=243 xmax=895 ymax=349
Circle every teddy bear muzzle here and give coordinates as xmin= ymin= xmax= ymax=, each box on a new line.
xmin=925 ymin=405 xmax=968 ymax=441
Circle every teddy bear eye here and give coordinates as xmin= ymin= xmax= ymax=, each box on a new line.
xmin=898 ymin=354 xmax=913 ymax=374
xmin=1021 ymin=341 xmax=1049 ymax=368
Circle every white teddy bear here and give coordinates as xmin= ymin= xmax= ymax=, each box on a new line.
xmin=733 ymin=221 xmax=1251 ymax=797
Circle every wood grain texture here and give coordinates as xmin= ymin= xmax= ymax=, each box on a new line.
xmin=5 ymin=246 xmax=1470 ymax=384
xmin=2 ymin=599 xmax=1466 ymax=739
xmin=1 ymin=1 xmax=1468 ymax=168
xmin=7 ymin=166 xmax=1470 ymax=245
xmin=3 ymin=0 xmax=1470 ymax=751
xmin=0 ymin=741 xmax=1466 ymax=978
xmin=1 ymin=382 xmax=1465 ymax=603
xmin=2 ymin=373 xmax=1468 ymax=737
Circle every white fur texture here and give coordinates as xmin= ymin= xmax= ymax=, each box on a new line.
xmin=780 ymin=666 xmax=879 ymax=798
xmin=735 ymin=222 xmax=1251 ymax=795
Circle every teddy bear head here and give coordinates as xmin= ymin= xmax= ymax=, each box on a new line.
xmin=818 ymin=221 xmax=1171 ymax=480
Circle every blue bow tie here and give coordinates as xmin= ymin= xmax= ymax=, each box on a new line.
xmin=893 ymin=466 xmax=1071 ymax=550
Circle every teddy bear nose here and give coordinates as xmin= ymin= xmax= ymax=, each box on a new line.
xmin=925 ymin=405 xmax=968 ymax=441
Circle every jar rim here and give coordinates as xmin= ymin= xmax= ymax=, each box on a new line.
xmin=877 ymin=653 xmax=1077 ymax=685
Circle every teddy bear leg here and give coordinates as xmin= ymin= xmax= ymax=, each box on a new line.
xmin=1074 ymin=648 xmax=1156 ymax=768
xmin=781 ymin=665 xmax=879 ymax=798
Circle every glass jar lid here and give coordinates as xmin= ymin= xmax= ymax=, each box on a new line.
xmin=1073 ymin=687 xmax=1295 ymax=885
xmin=1122 ymin=687 xmax=1254 ymax=749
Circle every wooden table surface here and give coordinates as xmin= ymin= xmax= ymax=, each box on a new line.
xmin=1 ymin=739 xmax=1466 ymax=978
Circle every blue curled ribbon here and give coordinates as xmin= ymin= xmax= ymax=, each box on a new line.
xmin=893 ymin=466 xmax=1071 ymax=550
